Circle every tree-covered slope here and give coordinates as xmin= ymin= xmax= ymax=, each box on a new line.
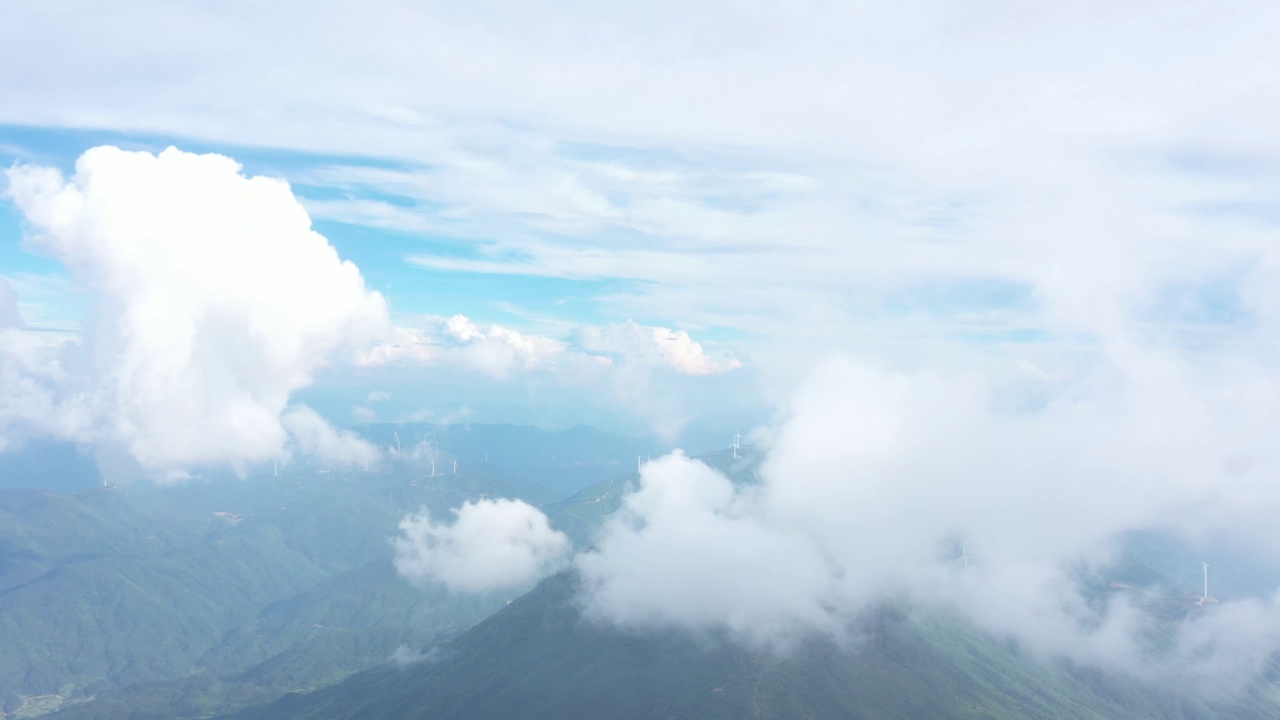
xmin=2 ymin=425 xmax=654 ymax=717
xmin=228 ymin=568 xmax=1280 ymax=720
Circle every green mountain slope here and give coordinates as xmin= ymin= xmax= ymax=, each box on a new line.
xmin=3 ymin=423 xmax=662 ymax=718
xmin=38 ymin=559 xmax=505 ymax=720
xmin=227 ymin=571 xmax=1280 ymax=720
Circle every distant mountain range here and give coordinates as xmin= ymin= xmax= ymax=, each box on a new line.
xmin=0 ymin=424 xmax=655 ymax=718
xmin=7 ymin=428 xmax=1280 ymax=720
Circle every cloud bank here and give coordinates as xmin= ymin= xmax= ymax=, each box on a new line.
xmin=575 ymin=321 xmax=741 ymax=376
xmin=280 ymin=405 xmax=380 ymax=469
xmin=3 ymin=146 xmax=389 ymax=478
xmin=360 ymin=314 xmax=738 ymax=379
xmin=576 ymin=349 xmax=1280 ymax=684
xmin=393 ymin=498 xmax=570 ymax=593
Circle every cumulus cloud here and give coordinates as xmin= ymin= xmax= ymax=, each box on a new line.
xmin=358 ymin=315 xmax=736 ymax=380
xmin=4 ymin=146 xmax=389 ymax=478
xmin=281 ymin=405 xmax=381 ymax=469
xmin=577 ymin=350 xmax=1280 ymax=683
xmin=357 ymin=326 xmax=437 ymax=366
xmin=0 ymin=280 xmax=54 ymax=453
xmin=393 ymin=498 xmax=570 ymax=593
xmin=0 ymin=331 xmax=80 ymax=454
xmin=577 ymin=452 xmax=838 ymax=645
xmin=358 ymin=315 xmax=570 ymax=379
xmin=443 ymin=315 xmax=566 ymax=379
xmin=576 ymin=320 xmax=741 ymax=375
xmin=355 ymin=315 xmax=738 ymax=440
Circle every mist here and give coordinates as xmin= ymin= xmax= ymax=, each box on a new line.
xmin=575 ymin=341 xmax=1280 ymax=687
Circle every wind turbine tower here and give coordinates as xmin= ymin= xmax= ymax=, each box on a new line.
xmin=732 ymin=428 xmax=742 ymax=460
xmin=430 ymin=459 xmax=436 ymax=477
xmin=1203 ymin=562 xmax=1210 ymax=601
xmin=453 ymin=459 xmax=458 ymax=474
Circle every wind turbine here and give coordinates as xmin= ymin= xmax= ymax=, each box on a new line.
xmin=637 ymin=455 xmax=642 ymax=473
xmin=453 ymin=459 xmax=457 ymax=474
xmin=732 ymin=428 xmax=742 ymax=460
xmin=1201 ymin=562 xmax=1211 ymax=604
xmin=430 ymin=459 xmax=436 ymax=477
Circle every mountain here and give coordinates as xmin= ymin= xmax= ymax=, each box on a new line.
xmin=0 ymin=470 xmax=508 ymax=717
xmin=0 ymin=424 xmax=653 ymax=717
xmin=34 ymin=560 xmax=508 ymax=720
xmin=227 ymin=571 xmax=1280 ymax=720
xmin=16 ymin=437 xmax=1279 ymax=720
xmin=0 ymin=441 xmax=102 ymax=492
xmin=217 ymin=448 xmax=1280 ymax=720
xmin=353 ymin=422 xmax=668 ymax=503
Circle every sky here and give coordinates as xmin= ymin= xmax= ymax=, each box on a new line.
xmin=6 ymin=0 xmax=1280 ymax=687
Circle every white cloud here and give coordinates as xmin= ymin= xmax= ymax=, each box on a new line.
xmin=354 ymin=315 xmax=737 ymax=438
xmin=357 ymin=326 xmax=437 ymax=366
xmin=577 ymin=452 xmax=839 ymax=645
xmin=577 ymin=350 xmax=1280 ymax=682
xmin=448 ymin=316 xmax=566 ymax=379
xmin=371 ymin=314 xmax=743 ymax=378
xmin=393 ymin=498 xmax=570 ymax=593
xmin=9 ymin=1 xmax=1280 ymax=350
xmin=0 ymin=330 xmax=83 ymax=453
xmin=650 ymin=325 xmax=740 ymax=375
xmin=360 ymin=314 xmax=577 ymax=379
xmin=574 ymin=320 xmax=742 ymax=376
xmin=281 ymin=405 xmax=380 ymax=468
xmin=4 ymin=146 xmax=389 ymax=478
xmin=443 ymin=314 xmax=483 ymax=342
xmin=10 ymin=1 xmax=1280 ymax=686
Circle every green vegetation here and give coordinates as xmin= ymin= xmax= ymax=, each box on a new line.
xmin=1 ymin=423 xmax=653 ymax=717
xmin=227 ymin=571 xmax=1280 ymax=720
xmin=9 ymin=435 xmax=1280 ymax=720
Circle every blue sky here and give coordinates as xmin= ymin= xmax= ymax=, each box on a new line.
xmin=0 ymin=123 xmax=635 ymax=330
xmin=3 ymin=0 xmax=1280 ymax=470
xmin=0 ymin=122 xmax=764 ymax=445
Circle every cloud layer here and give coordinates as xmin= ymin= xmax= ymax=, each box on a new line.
xmin=4 ymin=146 xmax=389 ymax=478
xmin=359 ymin=314 xmax=739 ymax=379
xmin=393 ymin=498 xmax=570 ymax=593
xmin=8 ymin=1 xmax=1280 ymax=352
xmin=576 ymin=348 xmax=1280 ymax=683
